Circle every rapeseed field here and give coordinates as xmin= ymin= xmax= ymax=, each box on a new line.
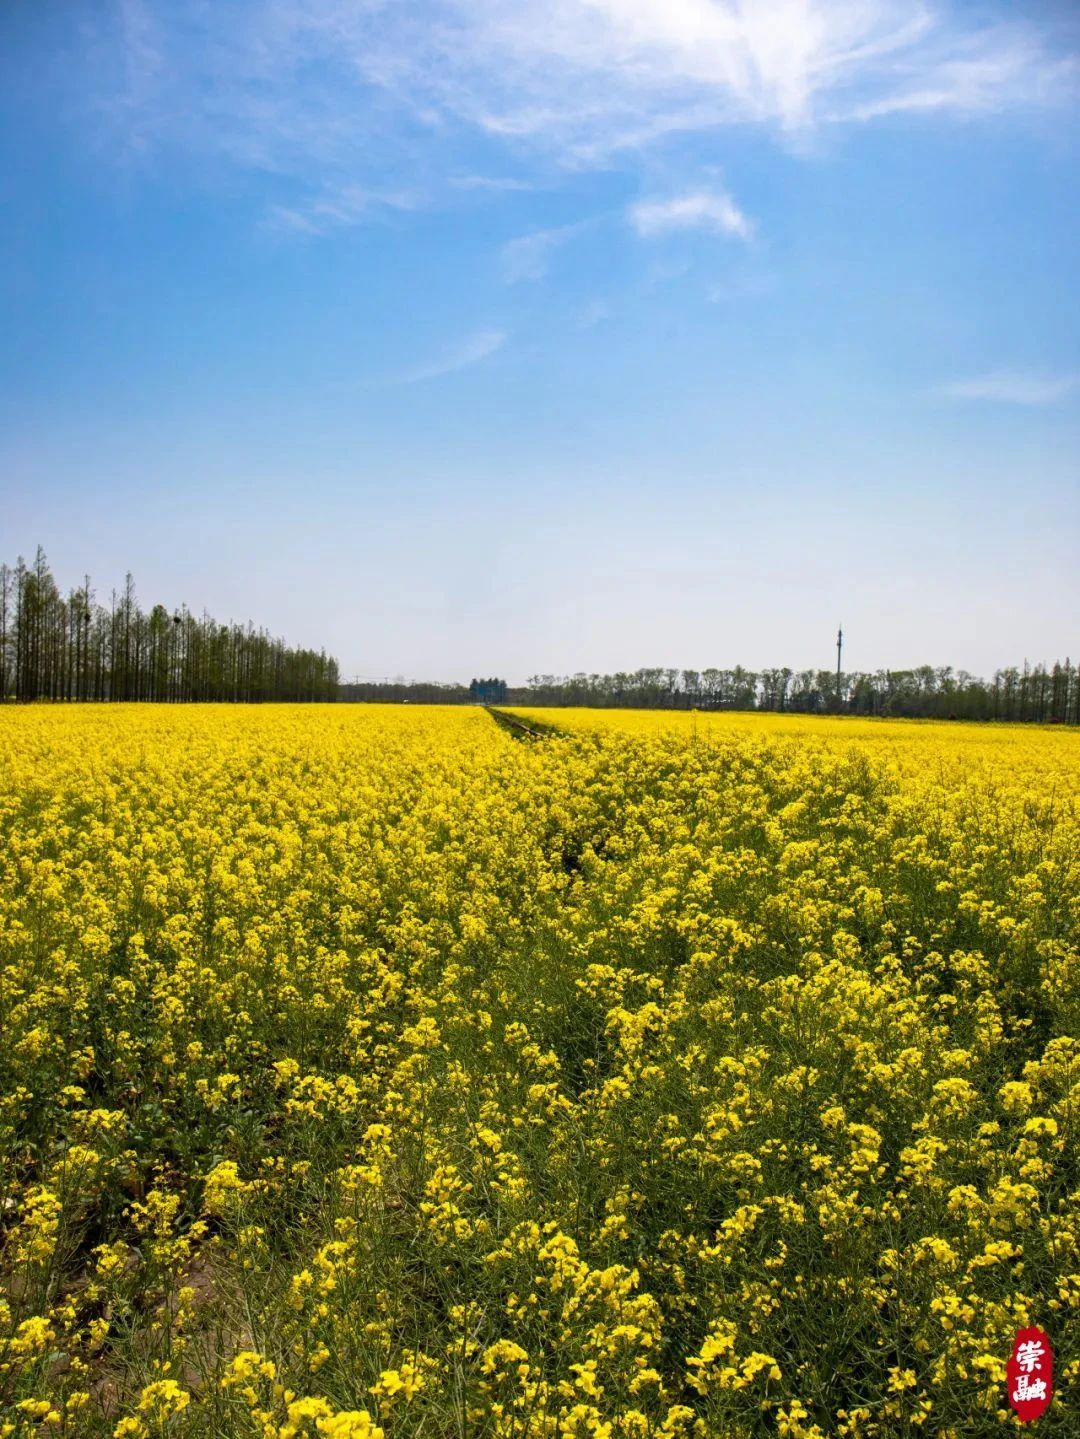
xmin=0 ymin=704 xmax=1076 ymax=1437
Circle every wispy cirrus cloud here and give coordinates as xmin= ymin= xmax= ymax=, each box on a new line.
xmin=84 ymin=2 xmax=1078 ymax=232
xmin=630 ymin=189 xmax=752 ymax=240
xmin=500 ymin=222 xmax=589 ymax=282
xmin=450 ymin=175 xmax=538 ymax=193
xmin=707 ymin=270 xmax=776 ymax=303
xmin=941 ymin=370 xmax=1080 ymax=406
xmin=575 ymin=300 xmax=611 ymax=331
xmin=267 ymin=185 xmax=420 ymax=235
xmin=401 ymin=328 xmax=507 ymax=383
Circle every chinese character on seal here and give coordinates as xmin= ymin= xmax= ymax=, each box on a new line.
xmin=1006 ymin=1327 xmax=1053 ymax=1423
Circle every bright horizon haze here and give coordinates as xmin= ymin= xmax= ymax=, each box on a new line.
xmin=2 ymin=0 xmax=1078 ymax=684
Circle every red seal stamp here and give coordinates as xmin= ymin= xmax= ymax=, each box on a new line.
xmin=1006 ymin=1326 xmax=1053 ymax=1423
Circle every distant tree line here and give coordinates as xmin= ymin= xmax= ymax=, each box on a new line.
xmin=337 ymin=678 xmax=509 ymax=704
xmin=1 ymin=548 xmax=338 ymax=703
xmin=517 ymin=664 xmax=1080 ymax=724
xmin=339 ymin=681 xmax=471 ymax=704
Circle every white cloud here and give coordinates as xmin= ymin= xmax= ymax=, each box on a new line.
xmin=402 ymin=328 xmax=507 ymax=382
xmin=843 ymin=25 xmax=1074 ymax=122
xmin=451 ymin=175 xmax=538 ymax=192
xmin=630 ymin=189 xmax=752 ymax=240
xmin=85 ymin=1 xmax=1077 ymax=222
xmin=575 ymin=300 xmax=611 ymax=330
xmin=940 ymin=371 xmax=1080 ymax=406
xmin=267 ymin=185 xmax=419 ymax=235
xmin=500 ymin=223 xmax=586 ymax=282
xmin=707 ymin=271 xmax=775 ymax=302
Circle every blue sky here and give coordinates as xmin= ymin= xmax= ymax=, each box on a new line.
xmin=2 ymin=0 xmax=1078 ymax=683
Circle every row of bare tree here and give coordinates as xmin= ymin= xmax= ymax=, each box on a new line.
xmin=0 ymin=549 xmax=338 ymax=703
